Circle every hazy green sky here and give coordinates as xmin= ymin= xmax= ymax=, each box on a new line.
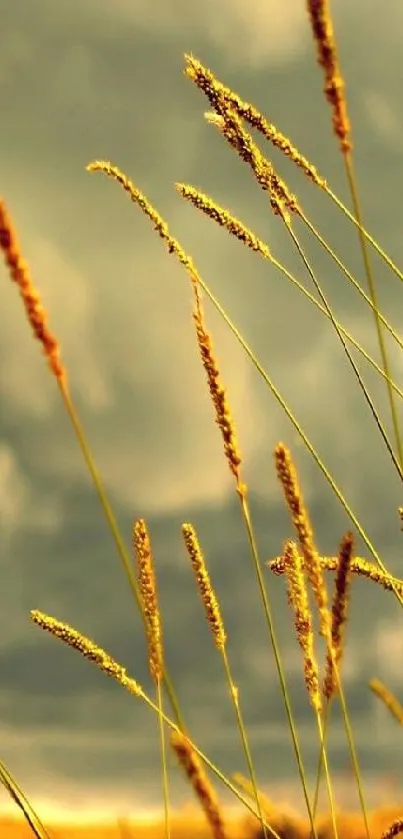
xmin=1 ymin=0 xmax=403 ymax=822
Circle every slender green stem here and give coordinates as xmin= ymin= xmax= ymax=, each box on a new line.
xmin=326 ymin=184 xmax=403 ymax=284
xmin=220 ymin=645 xmax=271 ymax=839
xmin=236 ymin=489 xmax=318 ymax=839
xmin=58 ymin=383 xmax=186 ymax=733
xmin=0 ymin=759 xmax=52 ymax=839
xmin=314 ymin=712 xmax=338 ymax=839
xmin=311 ymin=699 xmax=333 ymax=819
xmin=286 ymin=223 xmax=402 ymax=482
xmin=299 ymin=210 xmax=403 ymax=355
xmin=157 ymin=678 xmax=171 ymax=839
xmin=343 ymin=151 xmax=403 ymax=473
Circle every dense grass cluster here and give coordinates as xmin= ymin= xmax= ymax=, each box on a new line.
xmin=1 ymin=2 xmax=403 ymax=838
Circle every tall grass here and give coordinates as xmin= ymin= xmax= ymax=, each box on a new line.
xmin=1 ymin=2 xmax=403 ymax=839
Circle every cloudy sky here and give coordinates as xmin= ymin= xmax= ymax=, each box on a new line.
xmin=1 ymin=0 xmax=403 ymax=826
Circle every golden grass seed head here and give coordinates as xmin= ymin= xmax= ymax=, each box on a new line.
xmin=30 ymin=610 xmax=142 ymax=696
xmin=87 ymin=161 xmax=198 ymax=276
xmin=175 ymin=183 xmax=272 ymax=259
xmin=274 ymin=442 xmax=330 ymax=637
xmin=171 ymin=731 xmax=227 ymax=839
xmin=306 ymin=0 xmax=352 ymax=154
xmin=192 ymin=287 xmax=242 ymax=483
xmin=267 ymin=553 xmax=403 ymax=599
xmin=182 ymin=522 xmax=226 ymax=649
xmin=323 ymin=530 xmax=354 ymax=700
xmin=283 ymin=540 xmax=322 ymax=714
xmin=0 ymin=199 xmax=67 ymax=387
xmin=133 ymin=518 xmax=163 ymax=683
xmin=184 ymin=54 xmax=326 ymax=188
xmin=204 ymin=107 xmax=297 ymax=224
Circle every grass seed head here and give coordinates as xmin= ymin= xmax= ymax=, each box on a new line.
xmin=268 ymin=552 xmax=403 ymax=599
xmin=323 ymin=530 xmax=354 ymax=699
xmin=182 ymin=522 xmax=226 ymax=649
xmin=274 ymin=442 xmax=330 ymax=638
xmin=184 ymin=53 xmax=326 ymax=188
xmin=0 ymin=198 xmax=66 ymax=387
xmin=204 ymin=106 xmax=298 ymax=224
xmin=192 ymin=284 xmax=242 ymax=484
xmin=283 ymin=540 xmax=322 ymax=714
xmin=171 ymin=731 xmax=227 ymax=839
xmin=306 ymin=0 xmax=352 ymax=154
xmin=176 ymin=183 xmax=271 ymax=259
xmin=133 ymin=518 xmax=163 ymax=683
xmin=30 ymin=610 xmax=142 ymax=697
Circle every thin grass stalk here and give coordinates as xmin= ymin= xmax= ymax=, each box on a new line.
xmin=297 ymin=208 xmax=403 ymax=355
xmin=306 ymin=0 xmax=403 ymax=473
xmin=312 ymin=532 xmax=354 ymax=820
xmin=28 ymin=610 xmax=291 ymax=834
xmin=59 ymin=384 xmax=185 ymax=732
xmin=285 ymin=224 xmax=402 ymax=481
xmin=157 ymin=678 xmax=170 ymax=839
xmin=133 ymin=518 xmax=170 ymax=839
xmin=0 ymin=759 xmax=52 ymax=839
xmin=181 ymin=522 xmax=270 ymax=839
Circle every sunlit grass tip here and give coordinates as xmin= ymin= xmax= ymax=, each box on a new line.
xmin=283 ymin=539 xmax=322 ymax=714
xmin=182 ymin=522 xmax=226 ymax=649
xmin=133 ymin=517 xmax=163 ymax=683
xmin=0 ymin=197 xmax=67 ymax=387
xmin=323 ymin=530 xmax=354 ymax=700
xmin=274 ymin=442 xmax=330 ymax=637
xmin=306 ymin=0 xmax=352 ymax=153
